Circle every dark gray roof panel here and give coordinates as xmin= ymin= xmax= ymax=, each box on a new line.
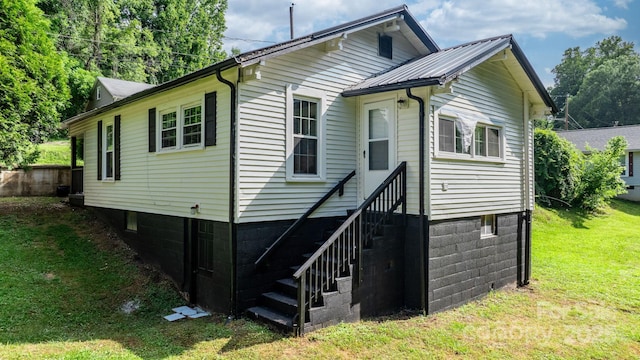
xmin=557 ymin=125 xmax=640 ymax=151
xmin=98 ymin=77 xmax=155 ymax=99
xmin=343 ymin=35 xmax=512 ymax=96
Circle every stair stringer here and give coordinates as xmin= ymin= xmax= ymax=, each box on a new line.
xmin=303 ymin=275 xmax=360 ymax=333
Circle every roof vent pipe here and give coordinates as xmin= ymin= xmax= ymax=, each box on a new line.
xmin=289 ymin=3 xmax=295 ymax=39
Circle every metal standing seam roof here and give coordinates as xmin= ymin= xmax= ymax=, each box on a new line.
xmin=97 ymin=77 xmax=156 ymax=99
xmin=557 ymin=125 xmax=640 ymax=152
xmin=342 ymin=34 xmax=558 ymax=113
xmin=343 ymin=35 xmax=513 ymax=96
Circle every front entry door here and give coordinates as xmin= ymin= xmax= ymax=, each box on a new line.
xmin=363 ymin=99 xmax=396 ymax=198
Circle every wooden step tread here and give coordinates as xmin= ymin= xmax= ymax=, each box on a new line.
xmin=246 ymin=306 xmax=293 ymax=329
xmin=263 ymin=291 xmax=297 ymax=307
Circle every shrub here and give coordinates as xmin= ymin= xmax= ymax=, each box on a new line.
xmin=575 ymin=136 xmax=628 ymax=211
xmin=534 ymin=129 xmax=582 ymax=205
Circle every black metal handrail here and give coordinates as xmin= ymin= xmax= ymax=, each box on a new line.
xmin=254 ymin=170 xmax=356 ymax=269
xmin=293 ymin=162 xmax=406 ymax=335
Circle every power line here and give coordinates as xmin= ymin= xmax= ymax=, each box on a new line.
xmin=48 ymin=33 xmax=216 ymax=59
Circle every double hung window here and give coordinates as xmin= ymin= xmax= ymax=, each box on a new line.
xmin=286 ymin=85 xmax=325 ymax=181
xmin=158 ymin=103 xmax=203 ymax=151
xmin=437 ymin=114 xmax=503 ymax=160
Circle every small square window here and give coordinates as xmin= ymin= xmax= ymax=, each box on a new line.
xmin=126 ymin=211 xmax=137 ymax=232
xmin=378 ymin=34 xmax=392 ymax=59
xmin=481 ymin=214 xmax=496 ymax=237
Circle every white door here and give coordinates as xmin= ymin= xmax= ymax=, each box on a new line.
xmin=362 ymin=99 xmax=396 ymax=198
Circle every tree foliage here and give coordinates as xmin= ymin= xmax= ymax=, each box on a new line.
xmin=575 ymin=136 xmax=628 ymax=211
xmin=549 ymin=36 xmax=640 ymax=128
xmin=534 ymin=129 xmax=628 ymax=211
xmin=569 ymin=55 xmax=640 ymax=128
xmin=534 ymin=129 xmax=582 ymax=204
xmin=39 ymin=0 xmax=228 ymax=84
xmin=0 ymin=0 xmax=69 ymax=168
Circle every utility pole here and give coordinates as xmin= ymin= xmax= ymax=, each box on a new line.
xmin=289 ymin=3 xmax=295 ymax=40
xmin=564 ymin=93 xmax=569 ymax=130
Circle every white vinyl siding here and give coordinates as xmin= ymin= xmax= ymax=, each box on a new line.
xmin=67 ymin=72 xmax=233 ymax=222
xmin=236 ymin=26 xmax=421 ymax=223
xmin=429 ymin=60 xmax=529 ymax=220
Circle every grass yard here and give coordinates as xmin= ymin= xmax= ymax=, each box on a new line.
xmin=0 ymin=198 xmax=638 ymax=359
xmin=33 ymin=141 xmax=74 ymax=166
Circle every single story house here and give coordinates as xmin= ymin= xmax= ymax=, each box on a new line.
xmin=63 ymin=5 xmax=557 ymax=334
xmin=558 ymin=125 xmax=640 ymax=201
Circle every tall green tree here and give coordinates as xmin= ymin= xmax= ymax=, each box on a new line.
xmin=549 ymin=36 xmax=638 ymax=126
xmin=569 ymin=55 xmax=640 ymax=128
xmin=0 ymin=0 xmax=69 ymax=167
xmin=38 ymin=0 xmax=228 ymax=119
xmin=39 ymin=0 xmax=227 ymax=84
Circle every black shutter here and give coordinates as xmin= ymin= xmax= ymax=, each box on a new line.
xmin=148 ymin=108 xmax=156 ymax=152
xmin=114 ymin=115 xmax=121 ymax=180
xmin=629 ymin=152 xmax=634 ymax=177
xmin=204 ymin=92 xmax=217 ymax=146
xmin=97 ymin=120 xmax=103 ymax=180
xmin=71 ymin=136 xmax=77 ymax=169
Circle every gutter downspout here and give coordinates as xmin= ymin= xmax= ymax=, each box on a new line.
xmin=216 ymin=68 xmax=238 ymax=317
xmin=406 ymin=88 xmax=428 ymax=315
xmin=522 ymin=92 xmax=532 ymax=285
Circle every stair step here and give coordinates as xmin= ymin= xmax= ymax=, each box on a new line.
xmin=262 ymin=291 xmax=298 ymax=315
xmin=246 ymin=306 xmax=293 ymax=331
xmin=276 ymin=278 xmax=298 ymax=297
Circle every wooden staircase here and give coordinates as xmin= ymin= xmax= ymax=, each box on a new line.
xmin=246 ymin=219 xmax=348 ymax=331
xmin=248 ymin=162 xmax=407 ymax=334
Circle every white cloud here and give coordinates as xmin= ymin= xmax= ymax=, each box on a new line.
xmin=612 ymin=0 xmax=631 ymax=9
xmin=223 ymin=0 xmax=628 ymax=52
xmin=224 ymin=0 xmax=406 ymax=52
xmin=422 ymin=0 xmax=627 ymax=43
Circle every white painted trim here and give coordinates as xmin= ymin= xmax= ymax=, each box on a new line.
xmin=285 ymin=84 xmax=327 ymax=182
xmin=621 ymin=151 xmax=630 ymax=178
xmin=361 ymin=98 xmax=397 ymax=198
xmin=155 ymin=95 xmax=205 ymax=153
xmin=433 ymin=110 xmax=506 ymax=163
xmin=102 ymin=120 xmax=114 ymax=181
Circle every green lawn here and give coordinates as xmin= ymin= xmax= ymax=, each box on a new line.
xmin=0 ymin=198 xmax=638 ymax=359
xmin=34 ymin=141 xmax=73 ymax=166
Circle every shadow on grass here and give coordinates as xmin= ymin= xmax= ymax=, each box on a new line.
xmin=0 ymin=199 xmax=282 ymax=359
xmin=609 ymin=199 xmax=640 ymax=217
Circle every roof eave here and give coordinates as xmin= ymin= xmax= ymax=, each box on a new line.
xmin=342 ymin=78 xmax=441 ymax=97
xmin=63 ymin=58 xmax=239 ymax=127
xmin=240 ymin=6 xmax=439 ymax=67
xmin=509 ymin=38 xmax=559 ymax=113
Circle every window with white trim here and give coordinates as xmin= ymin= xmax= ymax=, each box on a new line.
xmin=481 ymin=214 xmax=496 ymax=237
xmin=96 ymin=85 xmax=101 ymax=100
xmin=104 ymin=122 xmax=114 ymax=179
xmin=620 ymin=153 xmax=628 ymax=177
xmin=293 ymin=98 xmax=318 ymax=175
xmin=158 ymin=101 xmax=203 ymax=151
xmin=286 ymin=85 xmax=325 ymax=181
xmin=437 ymin=114 xmax=503 ymax=160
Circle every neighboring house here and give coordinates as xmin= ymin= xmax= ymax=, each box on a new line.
xmin=63 ymin=5 xmax=557 ymax=334
xmin=558 ymin=125 xmax=640 ymax=201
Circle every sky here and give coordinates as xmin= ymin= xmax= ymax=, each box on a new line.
xmin=223 ymin=0 xmax=639 ymax=88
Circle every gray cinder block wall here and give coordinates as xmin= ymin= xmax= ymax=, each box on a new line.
xmin=428 ymin=213 xmax=520 ymax=313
